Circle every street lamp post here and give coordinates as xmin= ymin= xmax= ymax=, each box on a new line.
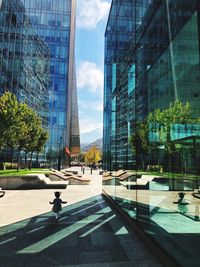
xmin=124 ymin=143 xmax=128 ymax=170
xmin=126 ymin=142 xmax=128 ymax=170
xmin=57 ymin=136 xmax=62 ymax=171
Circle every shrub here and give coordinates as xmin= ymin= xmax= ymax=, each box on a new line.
xmin=147 ymin=165 xmax=161 ymax=171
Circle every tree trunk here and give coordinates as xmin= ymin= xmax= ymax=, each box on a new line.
xmin=11 ymin=148 xmax=14 ymax=168
xmin=17 ymin=150 xmax=21 ymax=172
xmin=141 ymin=154 xmax=145 ymax=171
xmin=36 ymin=151 xmax=39 ymax=167
xmin=4 ymin=147 xmax=7 ymax=163
xmin=29 ymin=152 xmax=33 ymax=170
xmin=25 ymin=151 xmax=27 ymax=164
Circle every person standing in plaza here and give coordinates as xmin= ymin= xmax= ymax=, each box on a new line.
xmin=49 ymin=191 xmax=67 ymax=221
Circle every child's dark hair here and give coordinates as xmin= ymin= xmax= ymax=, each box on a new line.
xmin=55 ymin=191 xmax=60 ymax=198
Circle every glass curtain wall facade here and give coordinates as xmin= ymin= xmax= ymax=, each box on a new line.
xmin=0 ymin=0 xmax=50 ymax=128
xmin=22 ymin=0 xmax=80 ymax=164
xmin=135 ymin=0 xmax=200 ymax=171
xmin=103 ymin=0 xmax=151 ymax=171
xmin=103 ymin=1 xmax=200 ymax=266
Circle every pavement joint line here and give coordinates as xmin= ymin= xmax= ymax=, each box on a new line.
xmin=27 ymin=226 xmax=45 ymax=234
xmin=80 ymin=214 xmax=116 ymax=237
xmin=42 ymin=254 xmax=61 ymax=266
xmin=58 ymin=200 xmax=109 ymax=223
xmin=0 ymin=236 xmax=16 ymax=245
xmin=71 ymin=199 xmax=105 ymax=216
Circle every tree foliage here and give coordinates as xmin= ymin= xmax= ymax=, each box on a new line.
xmin=85 ymin=146 xmax=101 ymax=164
xmin=129 ymin=119 xmax=150 ymax=155
xmin=0 ymin=91 xmax=22 ymax=149
xmin=35 ymin=130 xmax=48 ymax=154
xmin=129 ymin=101 xmax=195 ymax=170
xmin=0 ymin=92 xmax=48 ymax=168
xmin=148 ymin=100 xmax=191 ymax=125
xmin=147 ymin=100 xmax=192 ymax=153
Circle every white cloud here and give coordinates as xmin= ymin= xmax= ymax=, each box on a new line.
xmin=79 ymin=100 xmax=103 ymax=112
xmin=77 ymin=61 xmax=104 ymax=94
xmin=90 ymin=101 xmax=103 ymax=111
xmin=77 ymin=0 xmax=110 ymax=29
xmin=80 ymin=118 xmax=103 ymax=134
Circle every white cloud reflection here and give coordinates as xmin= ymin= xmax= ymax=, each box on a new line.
xmin=77 ymin=0 xmax=110 ymax=29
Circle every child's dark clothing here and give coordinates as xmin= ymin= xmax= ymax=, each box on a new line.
xmin=49 ymin=192 xmax=67 ymax=220
xmin=52 ymin=198 xmax=63 ymax=212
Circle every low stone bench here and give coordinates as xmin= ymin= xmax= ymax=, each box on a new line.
xmin=0 ymin=175 xmax=68 ymax=190
xmin=49 ymin=171 xmax=91 ymax=185
xmin=63 ymin=170 xmax=78 ymax=175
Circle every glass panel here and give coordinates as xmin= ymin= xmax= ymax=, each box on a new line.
xmin=103 ymin=1 xmax=200 ymax=266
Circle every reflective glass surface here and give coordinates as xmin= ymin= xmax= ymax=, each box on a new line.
xmin=103 ymin=0 xmax=151 ymax=171
xmin=0 ymin=0 xmax=80 ymax=164
xmin=0 ymin=0 xmax=50 ymax=128
xmin=22 ymin=0 xmax=72 ymax=154
xmin=103 ymin=1 xmax=200 ymax=266
xmin=22 ymin=0 xmax=80 ymax=161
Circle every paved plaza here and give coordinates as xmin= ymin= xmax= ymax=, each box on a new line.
xmin=0 ymin=167 xmax=162 ymax=267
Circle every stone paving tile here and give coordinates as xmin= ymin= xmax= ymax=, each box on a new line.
xmin=58 ymin=261 xmax=160 ymax=267
xmin=58 ymin=263 xmax=135 ymax=267
xmin=78 ymin=251 xmax=112 ymax=264
xmin=90 ymin=232 xmax=116 ymax=246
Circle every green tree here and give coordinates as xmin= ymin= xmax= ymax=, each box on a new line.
xmin=13 ymin=103 xmax=43 ymax=170
xmin=0 ymin=92 xmax=48 ymax=170
xmin=85 ymin=146 xmax=101 ymax=165
xmin=130 ymin=120 xmax=149 ymax=155
xmin=147 ymin=100 xmax=192 ymax=172
xmin=0 ymin=92 xmax=23 ymax=152
xmin=130 ymin=101 xmax=195 ymax=172
xmin=129 ymin=119 xmax=156 ymax=170
xmin=24 ymin=117 xmax=46 ymax=169
xmin=148 ymin=101 xmax=191 ymax=151
xmin=35 ymin=130 xmax=48 ymax=166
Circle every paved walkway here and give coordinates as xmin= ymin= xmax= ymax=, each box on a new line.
xmin=0 ymin=167 xmax=162 ymax=267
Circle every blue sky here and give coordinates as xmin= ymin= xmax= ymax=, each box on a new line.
xmin=75 ymin=0 xmax=111 ymax=143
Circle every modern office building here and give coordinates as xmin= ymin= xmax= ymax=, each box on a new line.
xmin=0 ymin=0 xmax=80 ymax=165
xmin=0 ymin=0 xmax=50 ymax=128
xmin=22 ymin=0 xmax=80 ymax=162
xmin=103 ymin=1 xmax=200 ymax=266
xmin=103 ymin=0 xmax=151 ymax=171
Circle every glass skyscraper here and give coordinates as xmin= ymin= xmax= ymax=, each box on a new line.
xmin=0 ymin=0 xmax=80 ymax=164
xmin=0 ymin=0 xmax=50 ymax=128
xmin=22 ymin=0 xmax=80 ymax=161
xmin=103 ymin=0 xmax=151 ymax=171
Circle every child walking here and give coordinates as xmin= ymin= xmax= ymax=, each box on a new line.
xmin=49 ymin=191 xmax=67 ymax=221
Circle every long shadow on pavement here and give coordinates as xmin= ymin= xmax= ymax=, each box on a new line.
xmin=0 ymin=194 xmax=161 ymax=267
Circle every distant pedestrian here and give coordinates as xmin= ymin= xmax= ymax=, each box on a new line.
xmin=177 ymin=192 xmax=187 ymax=204
xmin=49 ymin=191 xmax=67 ymax=221
xmin=173 ymin=192 xmax=188 ymax=214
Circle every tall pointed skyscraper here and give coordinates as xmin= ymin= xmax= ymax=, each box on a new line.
xmin=22 ymin=0 xmax=80 ymax=164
